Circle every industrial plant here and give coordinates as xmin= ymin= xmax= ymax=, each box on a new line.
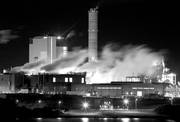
xmin=0 ymin=7 xmax=179 ymax=99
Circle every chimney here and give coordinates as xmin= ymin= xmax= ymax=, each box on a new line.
xmin=88 ymin=7 xmax=98 ymax=62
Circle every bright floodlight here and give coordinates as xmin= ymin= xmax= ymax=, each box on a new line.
xmin=16 ymin=99 xmax=19 ymax=103
xmin=57 ymin=36 xmax=62 ymax=39
xmin=123 ymin=99 xmax=129 ymax=104
xmin=58 ymin=101 xmax=62 ymax=104
xmin=82 ymin=102 xmax=89 ymax=109
xmin=38 ymin=100 xmax=42 ymax=103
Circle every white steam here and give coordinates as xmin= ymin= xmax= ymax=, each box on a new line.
xmin=11 ymin=44 xmax=164 ymax=84
xmin=76 ymin=44 xmax=163 ymax=83
xmin=0 ymin=29 xmax=19 ymax=44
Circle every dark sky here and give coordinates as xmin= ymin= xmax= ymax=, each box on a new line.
xmin=0 ymin=0 xmax=180 ymax=79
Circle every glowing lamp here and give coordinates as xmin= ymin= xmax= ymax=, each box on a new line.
xmin=38 ymin=100 xmax=42 ymax=103
xmin=58 ymin=101 xmax=62 ymax=104
xmin=82 ymin=102 xmax=89 ymax=109
xmin=123 ymin=99 xmax=129 ymax=104
xmin=57 ymin=36 xmax=63 ymax=39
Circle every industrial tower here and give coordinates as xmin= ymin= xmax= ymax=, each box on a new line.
xmin=88 ymin=7 xmax=98 ymax=62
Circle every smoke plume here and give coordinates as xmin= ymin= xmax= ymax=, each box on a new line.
xmin=11 ymin=60 xmax=46 ymax=74
xmin=0 ymin=29 xmax=19 ymax=44
xmin=41 ymin=49 xmax=88 ymax=73
xmin=76 ymin=44 xmax=164 ymax=83
xmin=11 ymin=43 xmax=164 ymax=84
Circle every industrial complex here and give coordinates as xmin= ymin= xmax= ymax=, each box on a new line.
xmin=0 ymin=7 xmax=179 ymax=99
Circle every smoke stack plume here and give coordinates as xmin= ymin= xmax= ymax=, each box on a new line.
xmin=88 ymin=8 xmax=98 ymax=62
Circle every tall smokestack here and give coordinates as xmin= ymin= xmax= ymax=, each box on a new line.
xmin=88 ymin=7 xmax=98 ymax=62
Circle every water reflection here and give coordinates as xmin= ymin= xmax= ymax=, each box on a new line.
xmin=56 ymin=118 xmax=62 ymax=120
xmin=166 ymin=120 xmax=176 ymax=122
xmin=81 ymin=117 xmax=89 ymax=122
xmin=133 ymin=118 xmax=140 ymax=121
xmin=31 ymin=117 xmax=174 ymax=122
xmin=121 ymin=118 xmax=130 ymax=122
xmin=36 ymin=118 xmax=42 ymax=120
xmin=103 ymin=118 xmax=108 ymax=121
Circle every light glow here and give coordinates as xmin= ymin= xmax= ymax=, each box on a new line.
xmin=123 ymin=99 xmax=129 ymax=104
xmin=121 ymin=118 xmax=130 ymax=122
xmin=38 ymin=100 xmax=42 ymax=103
xmin=57 ymin=36 xmax=62 ymax=39
xmin=12 ymin=44 xmax=165 ymax=84
xmin=81 ymin=118 xmax=89 ymax=122
xmin=82 ymin=102 xmax=89 ymax=109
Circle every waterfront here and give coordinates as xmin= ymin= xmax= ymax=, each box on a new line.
xmin=16 ymin=117 xmax=176 ymax=122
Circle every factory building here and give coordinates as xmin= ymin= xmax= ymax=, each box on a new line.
xmin=161 ymin=73 xmax=176 ymax=85
xmin=0 ymin=7 xmax=175 ymax=99
xmin=26 ymin=73 xmax=86 ymax=94
xmin=0 ymin=72 xmax=171 ymax=98
xmin=71 ymin=82 xmax=168 ymax=98
xmin=29 ymin=36 xmax=67 ymax=64
xmin=0 ymin=73 xmax=24 ymax=93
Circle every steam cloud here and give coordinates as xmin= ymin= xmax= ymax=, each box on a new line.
xmin=11 ymin=44 xmax=164 ymax=84
xmin=0 ymin=29 xmax=19 ymax=44
xmin=41 ymin=49 xmax=88 ymax=73
xmin=77 ymin=44 xmax=163 ymax=83
xmin=11 ymin=60 xmax=46 ymax=74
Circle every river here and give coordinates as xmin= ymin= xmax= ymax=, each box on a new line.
xmin=16 ymin=117 xmax=176 ymax=122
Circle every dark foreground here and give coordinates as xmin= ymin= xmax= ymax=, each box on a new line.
xmin=0 ymin=94 xmax=180 ymax=121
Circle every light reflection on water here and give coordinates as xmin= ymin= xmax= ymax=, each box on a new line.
xmin=56 ymin=118 xmax=62 ymax=120
xmin=81 ymin=118 xmax=89 ymax=122
xmin=29 ymin=118 xmax=176 ymax=122
xmin=120 ymin=118 xmax=130 ymax=122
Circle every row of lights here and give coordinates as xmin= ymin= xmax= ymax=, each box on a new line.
xmin=82 ymin=99 xmax=129 ymax=110
xmin=16 ymin=98 xmax=130 ymax=109
xmin=16 ymin=99 xmax=62 ymax=105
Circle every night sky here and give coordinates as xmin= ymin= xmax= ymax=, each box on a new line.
xmin=0 ymin=0 xmax=180 ymax=79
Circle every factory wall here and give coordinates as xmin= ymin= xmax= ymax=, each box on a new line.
xmin=27 ymin=73 xmax=86 ymax=94
xmin=0 ymin=72 xmax=168 ymax=97
xmin=0 ymin=74 xmax=14 ymax=93
xmin=0 ymin=73 xmax=25 ymax=93
xmin=71 ymin=82 xmax=168 ymax=97
xmin=29 ymin=36 xmax=58 ymax=64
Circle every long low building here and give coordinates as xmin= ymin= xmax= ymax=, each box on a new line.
xmin=71 ymin=82 xmax=169 ymax=97
xmin=0 ymin=73 xmax=169 ymax=97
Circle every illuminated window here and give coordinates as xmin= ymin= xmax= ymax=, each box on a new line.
xmin=137 ymin=91 xmax=142 ymax=97
xmin=69 ymin=77 xmax=73 ymax=82
xmin=65 ymin=77 xmax=68 ymax=82
xmin=81 ymin=78 xmax=85 ymax=83
xmin=126 ymin=92 xmax=129 ymax=95
xmin=130 ymin=92 xmax=133 ymax=95
xmin=53 ymin=77 xmax=56 ymax=83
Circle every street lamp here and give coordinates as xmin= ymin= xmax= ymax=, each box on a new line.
xmin=16 ymin=99 xmax=19 ymax=104
xmin=58 ymin=100 xmax=62 ymax=104
xmin=135 ymin=98 xmax=138 ymax=109
xmin=38 ymin=99 xmax=42 ymax=104
xmin=123 ymin=99 xmax=129 ymax=104
xmin=123 ymin=99 xmax=129 ymax=109
xmin=82 ymin=101 xmax=89 ymax=111
xmin=57 ymin=36 xmax=63 ymax=40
